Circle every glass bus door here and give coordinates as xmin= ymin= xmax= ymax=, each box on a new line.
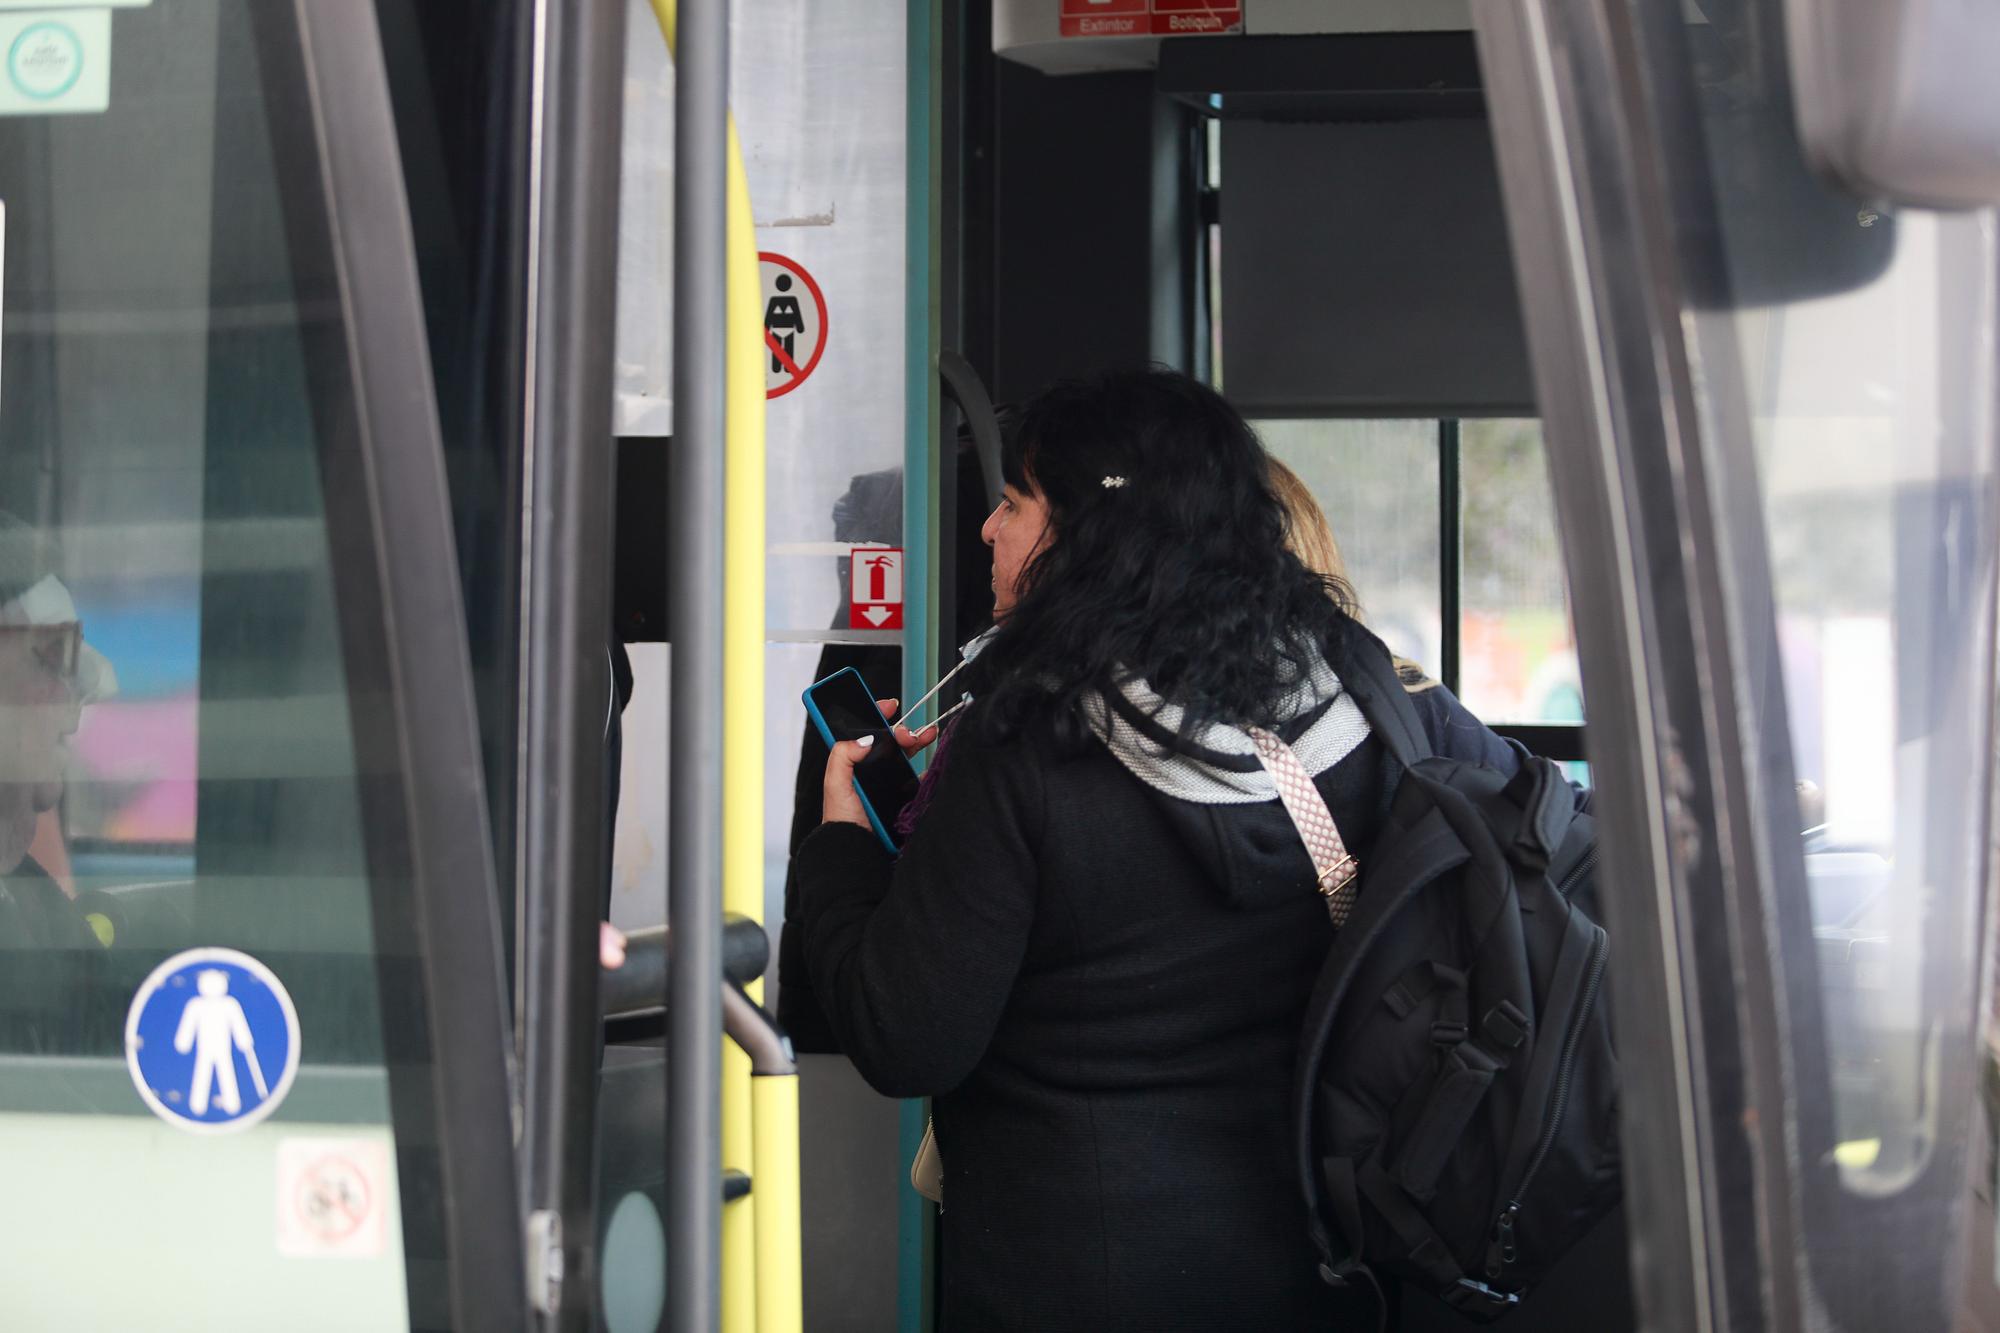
xmin=1476 ymin=0 xmax=2000 ymax=1327
xmin=0 ymin=3 xmax=523 ymax=1328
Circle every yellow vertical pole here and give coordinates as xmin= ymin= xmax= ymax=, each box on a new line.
xmin=751 ymin=1072 xmax=804 ymax=1328
xmin=720 ymin=129 xmax=768 ymax=991
xmin=719 ymin=83 xmax=770 ymax=1333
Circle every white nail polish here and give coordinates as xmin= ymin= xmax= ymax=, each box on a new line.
xmin=856 ymin=734 xmax=876 ymax=749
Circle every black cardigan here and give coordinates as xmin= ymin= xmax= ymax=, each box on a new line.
xmin=797 ymin=686 xmax=1516 ymax=1331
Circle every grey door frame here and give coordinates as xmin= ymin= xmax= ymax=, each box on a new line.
xmin=252 ymin=3 xmax=530 ymax=1327
xmin=513 ymin=0 xmax=629 ymax=1327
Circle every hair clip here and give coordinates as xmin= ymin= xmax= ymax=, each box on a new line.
xmin=1101 ymin=475 xmax=1128 ymax=489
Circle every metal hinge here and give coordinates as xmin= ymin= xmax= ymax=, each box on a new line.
xmin=527 ymin=1209 xmax=564 ymax=1317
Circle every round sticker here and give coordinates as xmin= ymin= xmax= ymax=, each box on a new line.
xmin=296 ymin=1152 xmax=372 ymax=1242
xmin=125 ymin=948 xmax=302 ymax=1135
xmin=759 ymin=252 xmax=828 ymax=399
xmin=8 ymin=22 xmax=82 ymax=102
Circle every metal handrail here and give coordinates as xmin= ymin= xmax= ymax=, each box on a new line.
xmin=601 ymin=918 xmax=770 ymax=1020
xmin=722 ymin=985 xmax=798 ymax=1079
xmin=600 ymin=923 xmax=801 ymax=1333
xmin=654 ymin=1 xmax=800 ymax=1329
xmin=664 ymin=1 xmax=728 ymax=1330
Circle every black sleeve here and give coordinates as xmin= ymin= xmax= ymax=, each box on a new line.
xmin=1410 ymin=684 xmax=1524 ymax=776
xmin=1408 ymin=684 xmax=1594 ymax=808
xmin=796 ymin=721 xmax=1042 ymax=1097
xmin=777 ymin=644 xmax=903 ymax=1054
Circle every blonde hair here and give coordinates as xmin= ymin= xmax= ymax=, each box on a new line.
xmin=1267 ymin=456 xmax=1438 ymax=694
xmin=1267 ymin=457 xmax=1350 ymax=589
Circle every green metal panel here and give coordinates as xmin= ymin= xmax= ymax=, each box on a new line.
xmin=900 ymin=0 xmax=942 ymax=1329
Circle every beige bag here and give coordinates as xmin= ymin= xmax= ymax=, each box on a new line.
xmin=910 ymin=1118 xmax=943 ymax=1202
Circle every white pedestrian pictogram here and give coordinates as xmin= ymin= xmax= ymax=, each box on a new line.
xmin=127 ymin=947 xmax=301 ymax=1133
xmin=173 ymin=968 xmax=269 ymax=1116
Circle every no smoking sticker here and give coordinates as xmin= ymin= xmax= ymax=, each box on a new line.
xmin=761 ymin=252 xmax=827 ymax=399
xmin=277 ymin=1137 xmax=390 ymax=1260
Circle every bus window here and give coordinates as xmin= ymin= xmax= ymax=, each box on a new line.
xmin=0 ymin=3 xmax=513 ymax=1327
xmin=1459 ymin=419 xmax=1580 ymax=728
xmin=1255 ymin=418 xmax=1442 ymax=672
xmin=1254 ymin=416 xmax=1585 ymax=773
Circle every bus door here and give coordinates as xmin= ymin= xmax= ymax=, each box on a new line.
xmin=0 ymin=3 xmax=523 ymax=1328
xmin=1476 ymin=0 xmax=2000 ymax=1327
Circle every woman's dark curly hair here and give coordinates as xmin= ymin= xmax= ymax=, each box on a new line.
xmin=976 ymin=367 xmax=1357 ymax=748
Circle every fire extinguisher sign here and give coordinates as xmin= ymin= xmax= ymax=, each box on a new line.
xmin=848 ymin=546 xmax=904 ymax=631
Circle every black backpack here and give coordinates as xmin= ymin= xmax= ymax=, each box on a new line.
xmin=1294 ymin=635 xmax=1620 ymax=1321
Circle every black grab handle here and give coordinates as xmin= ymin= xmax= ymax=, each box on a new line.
xmin=602 ymin=914 xmax=769 ymax=1019
xmin=940 ymin=349 xmax=1004 ymax=510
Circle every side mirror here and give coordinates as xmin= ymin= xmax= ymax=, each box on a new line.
xmin=1678 ymin=0 xmax=1896 ymax=305
xmin=1784 ymin=0 xmax=2000 ymax=209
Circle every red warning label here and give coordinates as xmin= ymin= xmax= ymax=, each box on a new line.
xmin=1145 ymin=0 xmax=1243 ymax=35
xmin=1060 ymin=0 xmax=1147 ymax=37
xmin=1060 ymin=0 xmax=1241 ymax=37
xmin=848 ymin=546 xmax=904 ymax=632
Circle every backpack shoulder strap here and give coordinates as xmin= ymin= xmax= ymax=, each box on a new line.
xmin=1248 ymin=727 xmax=1360 ymax=927
xmin=1331 ymin=623 xmax=1433 ymax=768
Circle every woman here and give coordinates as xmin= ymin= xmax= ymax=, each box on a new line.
xmin=796 ymin=369 xmax=1516 ymax=1330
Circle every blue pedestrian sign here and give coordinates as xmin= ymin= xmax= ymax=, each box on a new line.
xmin=125 ymin=948 xmax=302 ymax=1134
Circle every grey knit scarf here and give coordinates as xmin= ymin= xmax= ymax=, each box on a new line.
xmin=1084 ymin=651 xmax=1369 ymax=804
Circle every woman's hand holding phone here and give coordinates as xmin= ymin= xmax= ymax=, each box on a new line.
xmin=822 ymin=697 xmax=940 ymax=829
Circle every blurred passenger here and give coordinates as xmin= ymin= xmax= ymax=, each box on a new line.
xmin=0 ymin=511 xmax=112 ymax=948
xmin=1266 ymin=453 xmax=1353 ymax=591
xmin=794 ymin=369 xmax=1521 ymax=1331
xmin=29 ymin=810 xmax=73 ymax=896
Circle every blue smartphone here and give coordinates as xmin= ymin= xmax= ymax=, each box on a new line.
xmin=802 ymin=667 xmax=921 ymax=854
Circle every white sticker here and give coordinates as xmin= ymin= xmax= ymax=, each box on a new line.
xmin=276 ymin=1137 xmax=390 ymax=1260
xmin=0 ymin=9 xmax=110 ymax=117
xmin=760 ymin=252 xmax=828 ymax=399
xmin=125 ymin=947 xmax=303 ymax=1134
xmin=1 ymin=199 xmax=8 ymax=418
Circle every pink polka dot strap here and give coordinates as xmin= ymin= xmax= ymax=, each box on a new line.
xmin=1248 ymin=726 xmax=1359 ymax=928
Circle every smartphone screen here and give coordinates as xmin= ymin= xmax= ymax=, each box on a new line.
xmin=803 ymin=669 xmax=922 ymax=847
